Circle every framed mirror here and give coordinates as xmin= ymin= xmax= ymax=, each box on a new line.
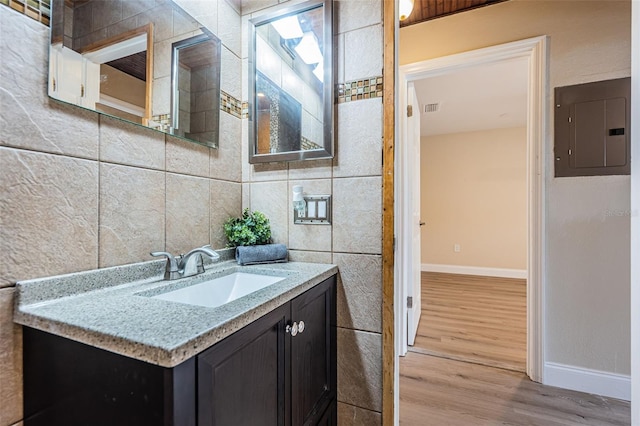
xmin=248 ymin=0 xmax=334 ymax=163
xmin=48 ymin=0 xmax=222 ymax=148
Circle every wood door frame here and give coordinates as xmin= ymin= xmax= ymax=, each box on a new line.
xmin=79 ymin=24 xmax=154 ymax=125
xmin=394 ymin=36 xmax=548 ymax=393
xmin=381 ymin=2 xmax=396 ymax=425
xmin=631 ymin=1 xmax=639 ymax=422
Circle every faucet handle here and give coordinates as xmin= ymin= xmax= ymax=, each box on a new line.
xmin=150 ymin=251 xmax=179 ymax=272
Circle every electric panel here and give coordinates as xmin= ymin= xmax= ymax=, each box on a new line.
xmin=554 ymin=77 xmax=630 ymax=177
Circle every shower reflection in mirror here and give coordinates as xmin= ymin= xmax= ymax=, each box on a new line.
xmin=249 ymin=0 xmax=333 ymax=163
xmin=256 ymin=72 xmax=303 ymax=154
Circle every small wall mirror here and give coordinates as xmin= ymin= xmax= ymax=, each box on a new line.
xmin=48 ymin=0 xmax=222 ymax=149
xmin=249 ymin=0 xmax=334 ymax=163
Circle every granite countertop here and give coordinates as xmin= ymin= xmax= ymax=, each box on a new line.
xmin=14 ymin=258 xmax=337 ymax=368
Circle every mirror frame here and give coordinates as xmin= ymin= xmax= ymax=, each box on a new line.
xmin=248 ymin=0 xmax=334 ymax=163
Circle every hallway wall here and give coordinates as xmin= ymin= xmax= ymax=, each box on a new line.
xmin=421 ymin=127 xmax=527 ymax=272
xmin=401 ymin=0 xmax=631 ymax=379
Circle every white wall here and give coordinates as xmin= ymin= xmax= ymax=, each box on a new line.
xmin=401 ymin=0 xmax=631 ymax=379
xmin=420 ymin=127 xmax=527 ymax=272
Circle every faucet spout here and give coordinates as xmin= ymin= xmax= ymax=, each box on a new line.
xmin=179 ymin=245 xmax=221 ymax=277
xmin=152 ymin=245 xmax=220 ymax=280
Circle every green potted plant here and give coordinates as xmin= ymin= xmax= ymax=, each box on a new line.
xmin=223 ymin=209 xmax=288 ymax=265
xmin=223 ymin=208 xmax=272 ymax=247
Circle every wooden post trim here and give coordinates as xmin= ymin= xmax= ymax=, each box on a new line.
xmin=382 ymin=1 xmax=396 ymax=425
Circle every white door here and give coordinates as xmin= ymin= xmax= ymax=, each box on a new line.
xmin=406 ymin=83 xmax=422 ymax=346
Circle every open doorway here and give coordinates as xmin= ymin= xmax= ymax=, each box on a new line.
xmin=395 ymin=36 xmax=547 ymax=384
xmin=81 ymin=27 xmax=152 ymax=126
xmin=410 ymin=57 xmax=529 ymax=372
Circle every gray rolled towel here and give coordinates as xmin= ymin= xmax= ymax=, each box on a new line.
xmin=235 ymin=243 xmax=288 ymax=265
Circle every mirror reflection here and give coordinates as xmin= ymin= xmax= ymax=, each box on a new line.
xmin=171 ymin=33 xmax=221 ymax=146
xmin=256 ymin=71 xmax=303 ymax=153
xmin=249 ymin=0 xmax=333 ymax=163
xmin=48 ymin=0 xmax=221 ymax=148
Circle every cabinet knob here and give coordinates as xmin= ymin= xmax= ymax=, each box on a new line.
xmin=297 ymin=321 xmax=305 ymax=334
xmin=286 ymin=322 xmax=299 ymax=336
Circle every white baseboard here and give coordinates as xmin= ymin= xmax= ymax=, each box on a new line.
xmin=421 ymin=263 xmax=527 ymax=279
xmin=544 ymin=362 xmax=630 ymax=401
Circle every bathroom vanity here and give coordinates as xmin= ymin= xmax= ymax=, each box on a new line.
xmin=14 ymin=259 xmax=337 ymax=425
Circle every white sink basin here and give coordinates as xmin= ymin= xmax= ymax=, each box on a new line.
xmin=152 ymin=272 xmax=286 ymax=308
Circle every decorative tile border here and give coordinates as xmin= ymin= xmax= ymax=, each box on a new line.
xmin=241 ymin=101 xmax=249 ymax=119
xmin=221 ymin=90 xmax=245 ymax=119
xmin=151 ymin=90 xmax=244 ymax=130
xmin=337 ymin=76 xmax=383 ymax=103
xmin=239 ymin=75 xmax=385 ymax=120
xmin=1 ymin=0 xmax=50 ymax=26
xmin=150 ymin=114 xmax=172 ymax=133
xmin=301 ymin=136 xmax=322 ymax=151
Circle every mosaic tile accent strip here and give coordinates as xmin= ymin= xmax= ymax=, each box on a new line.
xmin=150 ymin=114 xmax=171 ymax=133
xmin=241 ymin=101 xmax=249 ymax=119
xmin=337 ymin=76 xmax=383 ymax=103
xmin=220 ymin=90 xmax=244 ymax=119
xmin=2 ymin=0 xmax=50 ymax=26
xmin=301 ymin=137 xmax=322 ymax=151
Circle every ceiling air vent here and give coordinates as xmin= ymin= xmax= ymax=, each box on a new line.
xmin=424 ymin=103 xmax=440 ymax=113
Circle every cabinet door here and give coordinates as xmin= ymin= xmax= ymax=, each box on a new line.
xmin=315 ymin=401 xmax=337 ymax=426
xmin=23 ymin=327 xmax=194 ymax=426
xmin=198 ymin=303 xmax=290 ymax=426
xmin=290 ymin=276 xmax=337 ymax=425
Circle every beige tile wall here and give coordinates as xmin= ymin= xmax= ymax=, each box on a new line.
xmin=242 ymin=1 xmax=385 ymax=423
xmin=1 ymin=1 xmax=385 ymax=424
xmin=0 ymin=288 xmax=22 ymax=426
xmin=0 ymin=4 xmax=242 ymax=423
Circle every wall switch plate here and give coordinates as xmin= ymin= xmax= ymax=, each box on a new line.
xmin=294 ymin=195 xmax=331 ymax=225
xmin=454 ymin=244 xmax=461 ymax=253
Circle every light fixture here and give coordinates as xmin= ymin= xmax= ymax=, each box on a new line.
xmin=271 ymin=15 xmax=304 ymax=39
xmin=399 ymin=0 xmax=414 ymax=21
xmin=294 ymin=32 xmax=323 ymax=65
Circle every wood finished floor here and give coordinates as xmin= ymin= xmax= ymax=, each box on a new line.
xmin=410 ymin=272 xmax=527 ymax=372
xmin=400 ymin=352 xmax=631 ymax=425
xmin=400 ymin=272 xmax=630 ymax=425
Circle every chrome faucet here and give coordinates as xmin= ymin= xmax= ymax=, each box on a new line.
xmin=151 ymin=245 xmax=220 ymax=280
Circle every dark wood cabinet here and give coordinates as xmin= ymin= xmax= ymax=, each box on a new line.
xmin=197 ymin=303 xmax=290 ymax=426
xmin=23 ymin=275 xmax=336 ymax=426
xmin=197 ymin=275 xmax=336 ymax=426
xmin=315 ymin=401 xmax=337 ymax=426
xmin=23 ymin=328 xmax=196 ymax=426
xmin=290 ymin=278 xmax=336 ymax=425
